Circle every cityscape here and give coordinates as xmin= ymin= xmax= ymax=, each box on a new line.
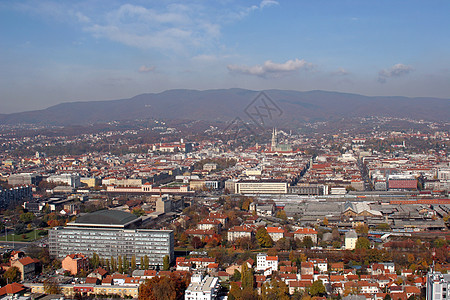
xmin=1 ymin=1 xmax=450 ymax=300
xmin=0 ymin=114 xmax=449 ymax=299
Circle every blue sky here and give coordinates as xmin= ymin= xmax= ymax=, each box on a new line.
xmin=1 ymin=0 xmax=449 ymax=113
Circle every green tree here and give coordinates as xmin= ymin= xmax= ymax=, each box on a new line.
xmin=4 ymin=266 xmax=21 ymax=283
xmin=355 ymin=237 xmax=371 ymax=250
xmin=19 ymin=212 xmax=35 ymax=223
xmin=163 ymin=255 xmax=170 ymax=271
xmin=132 ymin=207 xmax=145 ymax=217
xmin=309 ymin=280 xmax=326 ymax=296
xmin=231 ymin=269 xmax=241 ymax=282
xmin=256 ymin=227 xmax=273 ymax=248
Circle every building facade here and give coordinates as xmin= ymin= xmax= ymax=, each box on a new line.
xmin=184 ymin=274 xmax=220 ymax=300
xmin=426 ymin=271 xmax=450 ymax=300
xmin=236 ymin=180 xmax=288 ymax=194
xmin=49 ymin=210 xmax=174 ymax=267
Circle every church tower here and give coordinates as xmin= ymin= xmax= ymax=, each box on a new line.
xmin=271 ymin=128 xmax=278 ymax=151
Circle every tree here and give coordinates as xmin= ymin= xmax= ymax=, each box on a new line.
xmin=140 ymin=257 xmax=144 ymax=269
xmin=323 ymin=217 xmax=329 ymax=226
xmin=138 ymin=271 xmax=190 ymax=300
xmin=14 ymin=223 xmax=27 ymax=235
xmin=143 ymin=255 xmax=149 ymax=270
xmin=163 ymin=255 xmax=170 ymax=271
xmin=110 ymin=256 xmax=117 ymax=272
xmin=4 ymin=266 xmax=21 ymax=283
xmin=241 ymin=262 xmax=254 ymax=289
xmin=191 ymin=236 xmax=204 ymax=249
xmin=376 ymin=223 xmax=391 ymax=231
xmin=355 ymin=237 xmax=371 ymax=250
xmin=123 ymin=256 xmax=129 ymax=274
xmin=132 ymin=207 xmax=145 ymax=217
xmin=256 ymin=227 xmax=273 ymax=248
xmin=91 ymin=252 xmax=99 ymax=269
xmin=309 ymin=280 xmax=326 ymax=296
xmin=302 ymin=236 xmax=314 ymax=249
xmin=131 ymin=255 xmax=136 ymax=271
xmin=20 ymin=212 xmax=35 ymax=223
xmin=355 ymin=224 xmax=369 ymax=236
xmin=231 ymin=269 xmax=241 ymax=282
xmin=228 ymin=282 xmax=242 ymax=300
xmin=261 ymin=277 xmax=290 ymax=300
xmin=44 ymin=278 xmax=62 ymax=294
xmin=118 ymin=256 xmax=123 ymax=273
xmin=332 ymin=227 xmax=341 ymax=241
xmin=276 ymin=210 xmax=287 ymax=221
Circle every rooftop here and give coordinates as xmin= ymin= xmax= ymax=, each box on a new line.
xmin=71 ymin=210 xmax=138 ymax=227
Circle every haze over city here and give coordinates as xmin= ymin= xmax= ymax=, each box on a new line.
xmin=1 ymin=0 xmax=450 ymax=113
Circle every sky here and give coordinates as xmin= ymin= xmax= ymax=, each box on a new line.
xmin=1 ymin=0 xmax=450 ymax=113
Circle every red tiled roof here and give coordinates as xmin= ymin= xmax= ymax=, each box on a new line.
xmin=17 ymin=257 xmax=36 ymax=266
xmin=294 ymin=228 xmax=318 ymax=234
xmin=85 ymin=277 xmax=99 ymax=284
xmin=144 ymin=270 xmax=157 ymax=276
xmin=266 ymin=227 xmax=285 ymax=233
xmin=0 ymin=283 xmax=25 ymax=296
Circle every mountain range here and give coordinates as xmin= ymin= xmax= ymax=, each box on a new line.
xmin=0 ymin=89 xmax=448 ymax=126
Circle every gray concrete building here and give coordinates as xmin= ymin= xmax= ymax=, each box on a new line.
xmin=49 ymin=210 xmax=174 ymax=267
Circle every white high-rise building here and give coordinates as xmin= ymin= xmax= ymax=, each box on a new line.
xmin=427 ymin=271 xmax=450 ymax=300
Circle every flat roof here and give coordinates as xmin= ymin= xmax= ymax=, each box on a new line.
xmin=70 ymin=210 xmax=138 ymax=227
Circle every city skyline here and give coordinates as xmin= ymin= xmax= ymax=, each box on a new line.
xmin=1 ymin=0 xmax=450 ymax=113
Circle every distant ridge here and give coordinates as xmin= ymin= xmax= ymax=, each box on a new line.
xmin=0 ymin=89 xmax=448 ymax=125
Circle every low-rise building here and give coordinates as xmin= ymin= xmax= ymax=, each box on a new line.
xmin=256 ymin=253 xmax=278 ymax=273
xmin=62 ymin=253 xmax=90 ymax=275
xmin=293 ymin=228 xmax=318 ymax=244
xmin=185 ymin=274 xmax=220 ymax=300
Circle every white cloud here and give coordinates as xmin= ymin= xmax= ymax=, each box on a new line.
xmin=260 ymin=0 xmax=279 ymax=9
xmin=227 ymin=58 xmax=313 ymax=77
xmin=378 ymin=63 xmax=414 ymax=83
xmin=75 ymin=11 xmax=90 ymax=23
xmin=228 ymin=0 xmax=279 ymax=20
xmin=138 ymin=65 xmax=155 ymax=73
xmin=331 ymin=68 xmax=350 ymax=76
xmin=11 ymin=1 xmax=279 ymax=55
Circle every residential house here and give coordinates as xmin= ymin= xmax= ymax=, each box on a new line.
xmin=293 ymin=228 xmax=318 ymax=244
xmin=62 ymin=253 xmax=89 ymax=276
